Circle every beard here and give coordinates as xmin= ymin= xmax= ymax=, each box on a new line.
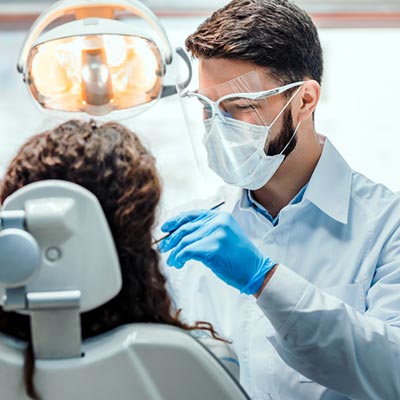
xmin=266 ymin=108 xmax=297 ymax=157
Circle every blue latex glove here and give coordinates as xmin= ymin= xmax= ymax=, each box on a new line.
xmin=158 ymin=209 xmax=276 ymax=295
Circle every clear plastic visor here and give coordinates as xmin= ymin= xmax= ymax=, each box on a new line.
xmin=27 ymin=34 xmax=163 ymax=116
xmin=176 ymin=70 xmax=303 ymax=181
xmin=180 ymin=71 xmax=303 ymax=127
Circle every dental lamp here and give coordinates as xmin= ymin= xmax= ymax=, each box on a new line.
xmin=17 ymin=0 xmax=191 ymax=118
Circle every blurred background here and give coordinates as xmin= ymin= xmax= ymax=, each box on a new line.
xmin=1 ymin=0 xmax=400 ymax=212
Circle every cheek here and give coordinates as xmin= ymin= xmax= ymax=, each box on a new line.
xmin=242 ymin=113 xmax=264 ymax=125
xmin=256 ymin=98 xmax=285 ymax=126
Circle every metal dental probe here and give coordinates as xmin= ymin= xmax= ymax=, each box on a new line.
xmin=153 ymin=200 xmax=226 ymax=245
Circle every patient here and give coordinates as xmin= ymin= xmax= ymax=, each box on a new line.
xmin=0 ymin=120 xmax=236 ymax=400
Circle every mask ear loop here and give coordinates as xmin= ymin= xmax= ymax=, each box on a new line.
xmin=269 ymin=84 xmax=303 ymax=128
xmin=262 ymin=84 xmax=303 ymax=152
xmin=279 ymin=121 xmax=302 ymax=156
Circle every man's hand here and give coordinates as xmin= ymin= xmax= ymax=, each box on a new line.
xmin=159 ymin=209 xmax=276 ymax=295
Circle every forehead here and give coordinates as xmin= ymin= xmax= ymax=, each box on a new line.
xmin=198 ymin=58 xmax=277 ymax=91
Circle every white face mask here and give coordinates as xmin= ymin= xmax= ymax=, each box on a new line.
xmin=202 ymin=89 xmax=302 ymax=190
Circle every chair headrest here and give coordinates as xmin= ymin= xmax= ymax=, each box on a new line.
xmin=0 ymin=180 xmax=122 ymax=313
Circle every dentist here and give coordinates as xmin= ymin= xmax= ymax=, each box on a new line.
xmin=160 ymin=0 xmax=400 ymax=399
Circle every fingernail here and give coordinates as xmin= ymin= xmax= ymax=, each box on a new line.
xmin=161 ymin=221 xmax=173 ymax=232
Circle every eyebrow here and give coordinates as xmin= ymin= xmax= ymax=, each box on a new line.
xmin=220 ymin=97 xmax=260 ymax=105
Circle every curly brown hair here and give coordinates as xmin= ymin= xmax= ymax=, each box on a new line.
xmin=0 ymin=119 xmax=219 ymax=399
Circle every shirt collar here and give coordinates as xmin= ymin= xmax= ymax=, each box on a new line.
xmin=304 ymin=136 xmax=352 ymax=224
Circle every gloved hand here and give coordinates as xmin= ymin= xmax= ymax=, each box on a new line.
xmin=158 ymin=209 xmax=276 ymax=295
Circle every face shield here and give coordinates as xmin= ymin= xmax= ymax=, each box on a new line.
xmin=18 ymin=0 xmax=190 ymax=119
xmin=176 ymin=68 xmax=303 ymax=184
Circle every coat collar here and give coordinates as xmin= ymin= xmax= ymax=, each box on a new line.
xmin=226 ymin=136 xmax=352 ymax=225
xmin=303 ymin=136 xmax=352 ymax=224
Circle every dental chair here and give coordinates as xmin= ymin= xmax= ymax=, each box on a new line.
xmin=0 ymin=180 xmax=250 ymax=400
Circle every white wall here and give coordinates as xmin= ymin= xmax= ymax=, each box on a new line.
xmin=1 ymin=18 xmax=400 ymax=211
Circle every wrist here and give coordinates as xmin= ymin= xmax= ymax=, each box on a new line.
xmin=240 ymin=257 xmax=276 ymax=295
xmin=254 ymin=264 xmax=278 ymax=298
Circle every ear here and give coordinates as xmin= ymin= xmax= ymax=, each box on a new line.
xmin=296 ymin=79 xmax=320 ymax=122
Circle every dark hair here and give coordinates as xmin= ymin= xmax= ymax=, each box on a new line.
xmin=0 ymin=120 xmax=219 ymax=399
xmin=186 ymin=0 xmax=323 ymax=86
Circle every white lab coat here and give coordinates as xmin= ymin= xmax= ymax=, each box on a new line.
xmin=161 ymin=137 xmax=400 ymax=400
